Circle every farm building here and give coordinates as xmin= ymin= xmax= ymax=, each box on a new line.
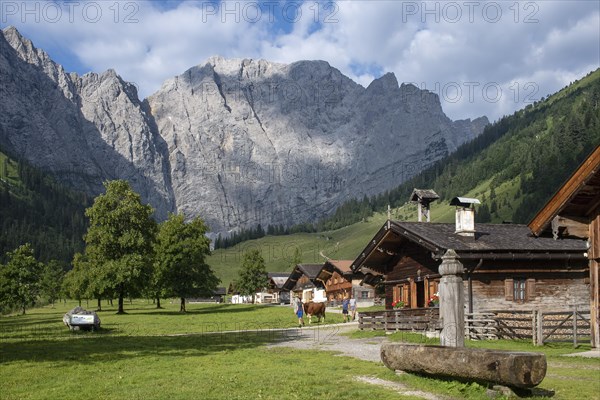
xmin=351 ymin=202 xmax=589 ymax=315
xmin=282 ymin=264 xmax=326 ymax=303
xmin=256 ymin=272 xmax=290 ymax=304
xmin=528 ymin=145 xmax=600 ymax=347
xmin=316 ymin=260 xmax=375 ymax=305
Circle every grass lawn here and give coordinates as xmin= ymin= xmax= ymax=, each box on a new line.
xmin=349 ymin=330 xmax=600 ymax=400
xmin=2 ymin=302 xmax=599 ymax=400
xmin=1 ymin=301 xmax=420 ymax=400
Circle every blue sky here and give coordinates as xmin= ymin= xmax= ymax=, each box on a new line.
xmin=1 ymin=0 xmax=599 ymax=121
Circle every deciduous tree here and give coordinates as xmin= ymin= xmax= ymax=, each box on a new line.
xmin=82 ymin=180 xmax=156 ymax=314
xmin=237 ymin=249 xmax=268 ymax=304
xmin=153 ymin=214 xmax=219 ymax=312
xmin=0 ymin=244 xmax=43 ymax=314
xmin=39 ymin=260 xmax=65 ymax=307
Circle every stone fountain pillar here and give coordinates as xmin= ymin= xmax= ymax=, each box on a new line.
xmin=439 ymin=249 xmax=464 ymax=347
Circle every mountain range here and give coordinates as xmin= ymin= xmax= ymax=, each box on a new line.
xmin=0 ymin=26 xmax=487 ymax=235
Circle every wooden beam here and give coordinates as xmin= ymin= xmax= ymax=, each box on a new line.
xmin=551 ymin=215 xmax=590 ymax=239
xmin=590 ymin=215 xmax=600 ymax=348
xmin=529 ymin=145 xmax=600 ymax=235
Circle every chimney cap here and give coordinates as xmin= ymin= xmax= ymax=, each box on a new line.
xmin=410 ymin=189 xmax=440 ymax=203
xmin=450 ymin=197 xmax=481 ymax=207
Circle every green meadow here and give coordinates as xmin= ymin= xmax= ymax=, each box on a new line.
xmin=2 ymin=301 xmax=599 ymax=400
xmin=0 ymin=301 xmax=412 ymax=400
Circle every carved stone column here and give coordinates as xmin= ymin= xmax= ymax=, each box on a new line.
xmin=439 ymin=249 xmax=465 ymax=347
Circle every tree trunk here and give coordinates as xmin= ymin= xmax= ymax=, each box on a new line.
xmin=117 ymin=292 xmax=125 ymax=314
xmin=110 ymin=299 xmax=113 ymax=306
xmin=97 ymin=298 xmax=102 ymax=311
xmin=22 ymin=304 xmax=26 ymax=315
xmin=156 ymin=296 xmax=162 ymax=309
xmin=180 ymin=297 xmax=186 ymax=312
xmin=78 ymin=298 xmax=81 ymax=307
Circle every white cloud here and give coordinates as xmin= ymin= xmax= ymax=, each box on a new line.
xmin=2 ymin=0 xmax=598 ymax=121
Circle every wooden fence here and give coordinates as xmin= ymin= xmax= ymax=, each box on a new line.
xmin=465 ymin=309 xmax=591 ymax=346
xmin=358 ymin=308 xmax=439 ymax=331
xmin=361 ymin=308 xmax=591 ymax=346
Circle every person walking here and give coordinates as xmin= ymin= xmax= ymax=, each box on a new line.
xmin=293 ymin=296 xmax=305 ymax=327
xmin=342 ymin=295 xmax=350 ymax=323
xmin=349 ymin=296 xmax=357 ymax=321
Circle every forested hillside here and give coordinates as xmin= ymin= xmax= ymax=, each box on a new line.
xmin=313 ymin=68 xmax=600 ymax=229
xmin=0 ymin=149 xmax=90 ymax=264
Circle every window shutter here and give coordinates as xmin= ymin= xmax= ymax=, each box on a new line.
xmin=393 ymin=285 xmax=400 ymax=303
xmin=410 ymin=280 xmax=417 ymax=308
xmin=526 ymin=279 xmax=536 ymax=301
xmin=505 ymin=279 xmax=514 ymax=301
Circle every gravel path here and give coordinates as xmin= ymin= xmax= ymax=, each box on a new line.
xmin=268 ymin=322 xmax=452 ymax=400
xmin=268 ymin=322 xmax=384 ymax=362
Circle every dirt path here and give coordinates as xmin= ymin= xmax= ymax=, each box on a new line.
xmin=268 ymin=322 xmax=453 ymax=400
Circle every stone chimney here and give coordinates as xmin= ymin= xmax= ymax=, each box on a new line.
xmin=450 ymin=197 xmax=480 ymax=237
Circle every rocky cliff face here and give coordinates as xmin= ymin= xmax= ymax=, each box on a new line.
xmin=0 ymin=27 xmax=174 ymax=219
xmin=0 ymin=27 xmax=488 ymax=234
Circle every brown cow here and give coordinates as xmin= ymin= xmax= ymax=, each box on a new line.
xmin=303 ymin=301 xmax=326 ymax=324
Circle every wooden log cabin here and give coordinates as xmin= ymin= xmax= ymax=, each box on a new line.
xmin=528 ymin=145 xmax=600 ymax=347
xmin=282 ymin=264 xmax=326 ymax=302
xmin=316 ymin=260 xmax=375 ymax=303
xmin=351 ymin=207 xmax=589 ymax=316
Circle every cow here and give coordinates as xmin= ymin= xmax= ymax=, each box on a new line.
xmin=303 ymin=301 xmax=326 ymax=324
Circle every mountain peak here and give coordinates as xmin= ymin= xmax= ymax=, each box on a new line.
xmin=1 ymin=29 xmax=489 ymax=234
xmin=2 ymin=25 xmax=35 ymax=52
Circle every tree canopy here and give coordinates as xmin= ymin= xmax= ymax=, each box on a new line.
xmin=237 ymin=249 xmax=268 ymax=303
xmin=81 ymin=180 xmax=157 ymax=313
xmin=0 ymin=243 xmax=43 ymax=314
xmin=154 ymin=214 xmax=219 ymax=312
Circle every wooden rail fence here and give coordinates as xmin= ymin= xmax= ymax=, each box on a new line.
xmin=360 ymin=308 xmax=591 ymax=346
xmin=358 ymin=308 xmax=439 ymax=331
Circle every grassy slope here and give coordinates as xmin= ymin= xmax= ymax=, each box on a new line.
xmin=0 ymin=151 xmax=20 ymax=187
xmin=208 ymin=213 xmax=388 ymax=285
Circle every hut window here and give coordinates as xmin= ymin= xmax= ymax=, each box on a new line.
xmin=361 ymin=291 xmax=369 ymax=299
xmin=505 ymin=278 xmax=535 ymax=302
xmin=513 ymin=278 xmax=526 ymax=301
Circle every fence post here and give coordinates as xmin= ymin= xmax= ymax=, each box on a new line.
xmin=384 ymin=311 xmax=389 ymax=332
xmin=532 ymin=310 xmax=537 ymax=346
xmin=536 ymin=310 xmax=544 ymax=346
xmin=573 ymin=308 xmax=578 ymax=348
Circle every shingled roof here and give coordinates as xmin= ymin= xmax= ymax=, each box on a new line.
xmin=282 ymin=264 xmax=324 ymax=291
xmin=268 ymin=272 xmax=290 ymax=289
xmin=352 ymin=220 xmax=587 ymax=273
xmin=394 ymin=222 xmax=586 ymax=253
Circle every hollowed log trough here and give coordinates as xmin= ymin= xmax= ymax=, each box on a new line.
xmin=381 ymin=343 xmax=546 ymax=389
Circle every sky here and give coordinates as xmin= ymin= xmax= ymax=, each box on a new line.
xmin=1 ymin=0 xmax=599 ymax=122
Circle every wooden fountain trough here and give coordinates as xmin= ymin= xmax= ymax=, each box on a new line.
xmin=380 ymin=343 xmax=547 ymax=389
